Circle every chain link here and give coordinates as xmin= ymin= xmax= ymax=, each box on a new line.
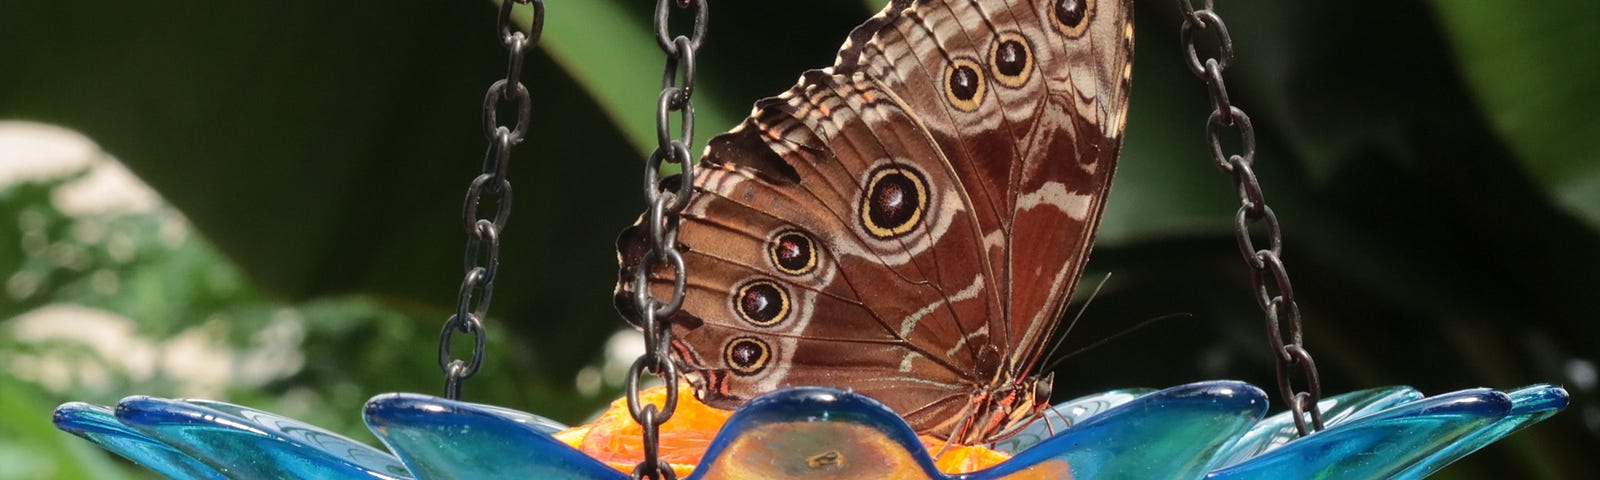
xmin=437 ymin=0 xmax=544 ymax=401
xmin=1177 ymin=0 xmax=1326 ymax=436
xmin=626 ymin=1 xmax=705 ymax=478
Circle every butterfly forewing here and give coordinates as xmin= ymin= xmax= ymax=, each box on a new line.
xmin=616 ymin=0 xmax=1134 ymax=444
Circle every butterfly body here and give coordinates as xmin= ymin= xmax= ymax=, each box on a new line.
xmin=618 ymin=0 xmax=1133 ymax=445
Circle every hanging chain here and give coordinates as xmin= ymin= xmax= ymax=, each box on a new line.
xmin=625 ymin=1 xmax=706 ymax=478
xmin=1177 ymin=0 xmax=1325 ymax=436
xmin=437 ymin=0 xmax=544 ymax=401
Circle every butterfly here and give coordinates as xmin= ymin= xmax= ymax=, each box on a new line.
xmin=617 ymin=0 xmax=1133 ymax=445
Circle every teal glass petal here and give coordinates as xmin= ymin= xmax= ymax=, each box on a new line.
xmin=469 ymin=402 xmax=571 ymax=435
xmin=989 ymin=381 xmax=1269 ymax=480
xmin=363 ymin=393 xmax=625 ymax=480
xmin=991 ymin=388 xmax=1155 ymax=454
xmin=1394 ymin=384 xmax=1570 ymax=479
xmin=1206 ymin=388 xmax=1513 ymax=479
xmin=114 ymin=396 xmax=413 ymax=479
xmin=1212 ymin=386 xmax=1424 ymax=468
xmin=53 ymin=402 xmax=226 ymax=480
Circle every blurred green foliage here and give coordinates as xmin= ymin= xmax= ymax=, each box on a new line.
xmin=0 ymin=170 xmax=603 ymax=479
xmin=1 ymin=0 xmax=1595 ymax=478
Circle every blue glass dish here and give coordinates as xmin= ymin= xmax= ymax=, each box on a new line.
xmin=55 ymin=382 xmax=1567 ymax=479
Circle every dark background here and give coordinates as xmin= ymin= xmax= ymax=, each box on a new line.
xmin=1 ymin=0 xmax=1595 ymax=478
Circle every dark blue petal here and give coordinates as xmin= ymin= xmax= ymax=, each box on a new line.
xmin=364 ymin=393 xmax=625 ymax=480
xmin=1207 ymin=389 xmax=1513 ymax=479
xmin=114 ymin=396 xmax=412 ymax=479
xmin=53 ymin=402 xmax=226 ymax=480
xmin=690 ymin=387 xmax=948 ymax=480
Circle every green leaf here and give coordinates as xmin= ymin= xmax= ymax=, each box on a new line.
xmin=1430 ymin=0 xmax=1600 ymax=231
xmin=538 ymin=0 xmax=739 ymax=155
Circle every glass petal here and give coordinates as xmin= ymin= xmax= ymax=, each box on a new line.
xmin=690 ymin=386 xmax=952 ymax=480
xmin=1211 ymin=386 xmax=1423 ymax=468
xmin=992 ymin=388 xmax=1156 ymax=454
xmin=1206 ymin=388 xmax=1513 ymax=479
xmin=989 ymin=381 xmax=1268 ymax=480
xmin=364 ymin=393 xmax=625 ymax=480
xmin=1393 ymin=384 xmax=1569 ymax=479
xmin=52 ymin=402 xmax=227 ymax=480
xmin=114 ymin=396 xmax=413 ymax=479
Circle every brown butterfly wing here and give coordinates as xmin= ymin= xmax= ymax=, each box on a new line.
xmin=837 ymin=0 xmax=1135 ymax=370
xmin=618 ymin=72 xmax=1000 ymax=432
xmin=616 ymin=0 xmax=1134 ymax=441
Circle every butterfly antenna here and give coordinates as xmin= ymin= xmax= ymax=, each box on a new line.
xmin=1042 ymin=312 xmax=1191 ymax=372
xmin=1038 ymin=272 xmax=1113 ymax=367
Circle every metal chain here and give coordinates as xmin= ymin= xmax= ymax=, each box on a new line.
xmin=437 ymin=0 xmax=544 ymax=401
xmin=1177 ymin=0 xmax=1325 ymax=436
xmin=625 ymin=1 xmax=706 ymax=478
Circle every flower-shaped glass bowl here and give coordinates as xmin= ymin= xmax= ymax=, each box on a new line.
xmin=55 ymin=381 xmax=1566 ymax=479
